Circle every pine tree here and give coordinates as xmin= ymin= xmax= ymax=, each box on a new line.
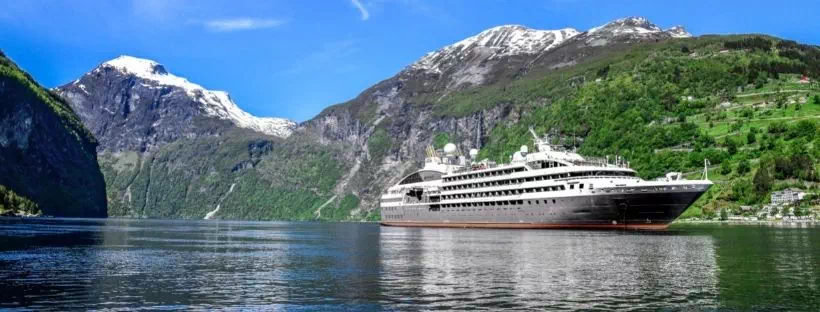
xmin=747 ymin=131 xmax=757 ymax=144
xmin=753 ymin=166 xmax=773 ymax=195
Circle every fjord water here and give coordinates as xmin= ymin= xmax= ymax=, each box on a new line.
xmin=0 ymin=219 xmax=818 ymax=311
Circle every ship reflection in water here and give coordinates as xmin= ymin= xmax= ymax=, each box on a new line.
xmin=378 ymin=227 xmax=719 ymax=310
xmin=0 ymin=219 xmax=818 ymax=310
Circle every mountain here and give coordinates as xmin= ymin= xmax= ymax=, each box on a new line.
xmin=0 ymin=51 xmax=107 ymax=217
xmin=302 ymin=17 xmax=702 ymax=211
xmin=58 ymin=55 xmax=295 ymax=152
xmin=55 ymin=16 xmax=820 ymax=221
xmin=59 ymin=56 xmax=355 ymax=220
xmin=304 ymin=16 xmax=819 ymax=218
xmin=585 ymin=17 xmax=690 ymax=42
xmin=408 ymin=25 xmax=580 ymax=89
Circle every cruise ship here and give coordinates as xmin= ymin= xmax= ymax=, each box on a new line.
xmin=380 ymin=128 xmax=712 ymax=230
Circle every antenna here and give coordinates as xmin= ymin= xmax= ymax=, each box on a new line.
xmin=703 ymin=159 xmax=711 ymax=180
xmin=528 ymin=126 xmax=540 ymax=142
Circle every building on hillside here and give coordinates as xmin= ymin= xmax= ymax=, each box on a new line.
xmin=799 ymin=75 xmax=811 ymax=84
xmin=770 ymin=188 xmax=806 ymax=205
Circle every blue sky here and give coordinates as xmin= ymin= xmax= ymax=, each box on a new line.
xmin=1 ymin=0 xmax=818 ymax=122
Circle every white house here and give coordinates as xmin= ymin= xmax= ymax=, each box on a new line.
xmin=771 ymin=188 xmax=806 ymax=205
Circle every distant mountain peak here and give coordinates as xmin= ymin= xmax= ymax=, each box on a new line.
xmin=411 ymin=25 xmax=580 ymax=73
xmin=664 ymin=25 xmax=692 ymax=38
xmin=587 ymin=16 xmax=662 ymax=36
xmin=104 ymin=55 xmax=169 ymax=76
xmin=94 ymin=55 xmax=295 ymax=138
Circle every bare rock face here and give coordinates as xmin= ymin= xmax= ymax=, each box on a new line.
xmin=0 ymin=53 xmax=107 ymax=217
xmin=57 ymin=56 xmax=295 ymax=153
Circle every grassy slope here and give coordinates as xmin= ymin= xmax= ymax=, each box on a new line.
xmin=435 ymin=35 xmax=820 ymax=219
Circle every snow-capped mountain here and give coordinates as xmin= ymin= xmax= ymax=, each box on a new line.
xmin=306 ymin=16 xmax=695 ymax=209
xmin=98 ymin=56 xmax=294 ymax=138
xmin=587 ymin=16 xmax=662 ymax=36
xmin=58 ymin=56 xmax=295 ymax=152
xmin=403 ymin=17 xmax=690 ymax=90
xmin=411 ymin=25 xmax=580 ymax=74
xmin=582 ymin=17 xmax=691 ymax=45
xmin=665 ymin=25 xmax=693 ymax=38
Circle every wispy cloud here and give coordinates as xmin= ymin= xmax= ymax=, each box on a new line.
xmin=204 ymin=18 xmax=286 ymax=32
xmin=351 ymin=0 xmax=370 ymax=21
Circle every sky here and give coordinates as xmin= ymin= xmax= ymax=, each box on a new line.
xmin=1 ymin=0 xmax=818 ymax=122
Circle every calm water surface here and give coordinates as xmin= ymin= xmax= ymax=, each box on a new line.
xmin=0 ymin=218 xmax=818 ymax=311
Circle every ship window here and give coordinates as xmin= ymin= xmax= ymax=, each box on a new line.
xmin=580 ymin=184 xmax=584 ymax=189
xmin=528 ymin=200 xmax=531 ymax=205
xmin=553 ymin=199 xmax=556 ymax=204
xmin=536 ymin=200 xmax=540 ymax=204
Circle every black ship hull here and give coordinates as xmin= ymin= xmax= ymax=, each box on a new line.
xmin=381 ymin=188 xmax=708 ymax=230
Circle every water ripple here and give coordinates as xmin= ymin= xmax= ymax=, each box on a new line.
xmin=1 ymin=219 xmax=818 ymax=310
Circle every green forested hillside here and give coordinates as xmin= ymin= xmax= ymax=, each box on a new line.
xmin=98 ymin=127 xmax=364 ymax=221
xmin=443 ymin=35 xmax=819 ymax=218
xmin=0 ymin=51 xmax=108 ymax=217
xmin=0 ymin=185 xmax=39 ymax=216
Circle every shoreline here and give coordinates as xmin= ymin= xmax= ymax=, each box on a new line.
xmin=674 ymin=219 xmax=820 ymax=226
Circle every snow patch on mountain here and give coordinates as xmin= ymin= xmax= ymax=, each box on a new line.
xmin=664 ymin=26 xmax=692 ymax=38
xmin=411 ymin=25 xmax=580 ymax=74
xmin=99 ymin=56 xmax=295 ymax=138
xmin=587 ymin=16 xmax=662 ymax=36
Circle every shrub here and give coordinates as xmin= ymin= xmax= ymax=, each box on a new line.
xmin=747 ymin=130 xmax=757 ymax=144
xmin=736 ymin=159 xmax=751 ymax=174
xmin=767 ymin=121 xmax=788 ymax=134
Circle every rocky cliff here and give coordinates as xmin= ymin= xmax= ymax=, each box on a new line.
xmin=0 ymin=51 xmax=107 ymax=217
xmin=58 ymin=56 xmax=295 ymax=153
